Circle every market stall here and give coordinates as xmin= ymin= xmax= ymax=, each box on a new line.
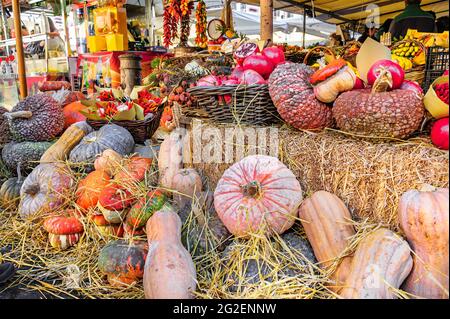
xmin=0 ymin=0 xmax=449 ymax=300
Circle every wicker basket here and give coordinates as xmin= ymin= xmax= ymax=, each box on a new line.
xmin=391 ymin=39 xmax=426 ymax=85
xmin=86 ymin=107 xmax=164 ymax=144
xmin=187 ymin=84 xmax=280 ymax=125
xmin=303 ymin=46 xmax=336 ymax=66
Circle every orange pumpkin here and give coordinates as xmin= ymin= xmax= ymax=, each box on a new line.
xmin=63 ymin=101 xmax=86 ymax=129
xmin=115 ymin=156 xmax=152 ymax=186
xmin=76 ymin=170 xmax=111 ymax=211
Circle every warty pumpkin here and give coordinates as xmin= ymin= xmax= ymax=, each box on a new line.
xmin=398 ymin=185 xmax=449 ymax=299
xmin=158 ymin=130 xmax=184 ymax=190
xmin=339 ymin=228 xmax=413 ymax=299
xmin=144 ymin=206 xmax=197 ymax=299
xmin=214 ymin=155 xmax=302 ymax=237
xmin=18 ymin=163 xmax=74 ymax=218
xmin=0 ymin=165 xmax=24 ymax=208
xmin=298 ymin=190 xmax=356 ymax=290
xmin=2 ymin=140 xmax=53 ymax=173
xmin=43 ymin=212 xmax=84 ymax=250
xmin=76 ymin=170 xmax=111 ymax=211
xmin=171 ymin=168 xmax=202 ymax=208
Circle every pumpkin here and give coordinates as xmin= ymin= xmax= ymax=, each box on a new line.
xmin=144 ymin=206 xmax=197 ymax=299
xmin=0 ymin=165 xmax=24 ymax=208
xmin=76 ymin=170 xmax=111 ymax=211
xmin=40 ymin=122 xmax=93 ymax=163
xmin=310 ymin=59 xmax=357 ymax=103
xmin=62 ymin=101 xmax=86 ymax=129
xmin=97 ymin=184 xmax=135 ymax=223
xmin=158 ymin=130 xmax=184 ymax=189
xmin=126 ymin=189 xmax=166 ymax=228
xmin=98 ymin=239 xmax=148 ymax=287
xmin=171 ymin=168 xmax=202 ymax=208
xmin=115 ymin=156 xmax=153 ymax=186
xmin=398 ymin=185 xmax=449 ymax=299
xmin=69 ymin=124 xmax=135 ymax=167
xmin=93 ymin=149 xmax=123 ymax=176
xmin=18 ymin=163 xmax=74 ymax=218
xmin=298 ymin=190 xmax=356 ymax=290
xmin=43 ymin=212 xmax=84 ymax=250
xmin=339 ymin=228 xmax=413 ymax=299
xmin=214 ymin=155 xmax=302 ymax=237
xmin=91 ymin=214 xmax=124 ymax=237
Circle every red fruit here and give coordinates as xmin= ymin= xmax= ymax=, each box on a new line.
xmin=197 ymin=75 xmax=221 ymax=87
xmin=431 ymin=118 xmax=449 ymax=150
xmin=230 ymin=65 xmax=245 ymax=80
xmin=222 ymin=79 xmax=239 ymax=103
xmin=353 ymin=77 xmax=366 ymax=89
xmin=239 ymin=69 xmax=266 ymax=85
xmin=367 ymin=59 xmax=405 ymax=90
xmin=400 ymin=80 xmax=423 ymax=95
xmin=262 ymin=46 xmax=286 ymax=66
xmin=243 ymin=54 xmax=274 ymax=79
xmin=233 ymin=42 xmax=259 ymax=66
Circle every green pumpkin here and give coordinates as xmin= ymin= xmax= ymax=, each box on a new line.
xmin=126 ymin=190 xmax=166 ymax=228
xmin=0 ymin=165 xmax=24 ymax=208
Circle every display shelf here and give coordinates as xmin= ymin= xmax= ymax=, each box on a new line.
xmin=0 ymin=32 xmax=61 ymax=48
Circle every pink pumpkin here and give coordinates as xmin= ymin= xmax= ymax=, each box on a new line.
xmin=213 ymin=155 xmax=302 ymax=237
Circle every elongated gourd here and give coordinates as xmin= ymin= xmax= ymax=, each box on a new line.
xmin=398 ymin=185 xmax=449 ymax=299
xmin=143 ymin=205 xmax=197 ymax=299
xmin=340 ymin=228 xmax=413 ymax=299
xmin=158 ymin=130 xmax=184 ymax=190
xmin=298 ymin=190 xmax=356 ymax=290
xmin=40 ymin=122 xmax=93 ymax=163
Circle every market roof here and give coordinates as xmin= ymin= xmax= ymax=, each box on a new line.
xmin=236 ymin=0 xmax=449 ymax=30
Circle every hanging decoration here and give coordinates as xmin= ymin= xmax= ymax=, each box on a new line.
xmin=163 ymin=0 xmax=193 ymax=48
xmin=195 ymin=0 xmax=208 ymax=48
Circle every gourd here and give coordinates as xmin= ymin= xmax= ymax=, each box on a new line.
xmin=0 ymin=165 xmax=24 ymax=208
xmin=93 ymin=149 xmax=123 ymax=176
xmin=69 ymin=124 xmax=134 ymax=166
xmin=214 ymin=155 xmax=302 ymax=237
xmin=298 ymin=190 xmax=356 ymax=290
xmin=143 ymin=206 xmax=197 ymax=299
xmin=90 ymin=214 xmax=124 ymax=238
xmin=98 ymin=239 xmax=148 ymax=287
xmin=76 ymin=170 xmax=111 ymax=211
xmin=62 ymin=101 xmax=86 ymax=129
xmin=398 ymin=185 xmax=449 ymax=299
xmin=97 ymin=184 xmax=135 ymax=223
xmin=339 ymin=228 xmax=413 ymax=299
xmin=43 ymin=212 xmax=84 ymax=250
xmin=310 ymin=59 xmax=357 ymax=103
xmin=115 ymin=156 xmax=153 ymax=186
xmin=40 ymin=122 xmax=93 ymax=163
xmin=18 ymin=163 xmax=74 ymax=218
xmin=126 ymin=189 xmax=166 ymax=228
xmin=171 ymin=168 xmax=202 ymax=208
xmin=158 ymin=130 xmax=184 ymax=189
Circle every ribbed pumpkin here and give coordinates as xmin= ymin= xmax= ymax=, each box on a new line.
xmin=214 ymin=155 xmax=302 ymax=237
xmin=0 ymin=166 xmax=24 ymax=208
xmin=171 ymin=168 xmax=202 ymax=208
xmin=398 ymin=185 xmax=449 ymax=299
xmin=76 ymin=170 xmax=111 ymax=211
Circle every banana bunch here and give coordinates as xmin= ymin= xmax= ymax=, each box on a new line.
xmin=392 ymin=54 xmax=413 ymax=70
xmin=392 ymin=42 xmax=421 ymax=57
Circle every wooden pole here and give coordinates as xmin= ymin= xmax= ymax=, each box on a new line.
xmin=260 ymin=0 xmax=273 ymax=41
xmin=12 ymin=0 xmax=27 ymax=98
xmin=61 ymin=0 xmax=71 ymax=57
xmin=302 ymin=7 xmax=306 ymax=48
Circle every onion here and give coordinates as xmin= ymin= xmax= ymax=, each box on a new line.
xmin=230 ymin=66 xmax=245 ymax=80
xmin=233 ymin=43 xmax=259 ymax=66
xmin=431 ymin=117 xmax=449 ymax=150
xmin=239 ymin=70 xmax=266 ymax=85
xmin=353 ymin=77 xmax=366 ymax=89
xmin=262 ymin=47 xmax=285 ymax=66
xmin=400 ymin=80 xmax=423 ymax=95
xmin=242 ymin=55 xmax=274 ymax=79
xmin=196 ymin=75 xmax=221 ymax=87
xmin=367 ymin=59 xmax=405 ymax=90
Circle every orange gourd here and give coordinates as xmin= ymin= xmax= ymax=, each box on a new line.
xmin=94 ymin=149 xmax=123 ymax=177
xmin=76 ymin=170 xmax=111 ymax=211
xmin=62 ymin=101 xmax=86 ymax=129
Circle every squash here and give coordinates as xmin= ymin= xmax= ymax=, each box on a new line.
xmin=115 ymin=156 xmax=153 ymax=186
xmin=171 ymin=168 xmax=202 ymax=208
xmin=158 ymin=130 xmax=184 ymax=189
xmin=298 ymin=190 xmax=356 ymax=290
xmin=90 ymin=214 xmax=124 ymax=237
xmin=339 ymin=228 xmax=413 ymax=299
xmin=398 ymin=185 xmax=449 ymax=299
xmin=94 ymin=149 xmax=123 ymax=176
xmin=76 ymin=170 xmax=111 ymax=211
xmin=62 ymin=101 xmax=86 ymax=129
xmin=18 ymin=163 xmax=74 ymax=218
xmin=214 ymin=155 xmax=302 ymax=237
xmin=43 ymin=212 xmax=84 ymax=250
xmin=98 ymin=239 xmax=148 ymax=287
xmin=143 ymin=205 xmax=197 ymax=299
xmin=0 ymin=165 xmax=24 ymax=208
xmin=40 ymin=122 xmax=93 ymax=163
xmin=126 ymin=189 xmax=166 ymax=228
xmin=97 ymin=184 xmax=135 ymax=223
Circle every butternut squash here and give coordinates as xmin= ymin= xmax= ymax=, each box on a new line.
xmin=143 ymin=205 xmax=197 ymax=299
xmin=340 ymin=228 xmax=413 ymax=299
xmin=398 ymin=185 xmax=449 ymax=299
xmin=298 ymin=190 xmax=355 ymax=290
xmin=158 ymin=130 xmax=184 ymax=190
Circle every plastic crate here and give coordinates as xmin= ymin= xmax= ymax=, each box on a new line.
xmin=423 ymin=46 xmax=449 ymax=90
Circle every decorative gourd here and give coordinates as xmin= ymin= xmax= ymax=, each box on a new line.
xmin=43 ymin=212 xmax=84 ymax=250
xmin=0 ymin=165 xmax=24 ymax=208
xmin=115 ymin=156 xmax=153 ymax=186
xmin=62 ymin=101 xmax=86 ymax=129
xmin=98 ymin=239 xmax=148 ymax=287
xmin=144 ymin=206 xmax=197 ymax=299
xmin=298 ymin=191 xmax=356 ymax=290
xmin=126 ymin=189 xmax=166 ymax=228
xmin=171 ymin=168 xmax=202 ymax=208
xmin=158 ymin=130 xmax=184 ymax=189
xmin=90 ymin=214 xmax=124 ymax=237
xmin=214 ymin=155 xmax=302 ymax=237
xmin=76 ymin=170 xmax=111 ymax=211
xmin=123 ymin=221 xmax=146 ymax=238
xmin=339 ymin=228 xmax=413 ymax=299
xmin=97 ymin=184 xmax=135 ymax=223
xmin=310 ymin=59 xmax=357 ymax=103
xmin=94 ymin=149 xmax=123 ymax=176
xmin=18 ymin=163 xmax=74 ymax=218
xmin=398 ymin=185 xmax=449 ymax=299
xmin=2 ymin=140 xmax=53 ymax=173
xmin=69 ymin=124 xmax=134 ymax=166
xmin=0 ymin=106 xmax=11 ymax=146
xmin=40 ymin=122 xmax=93 ymax=163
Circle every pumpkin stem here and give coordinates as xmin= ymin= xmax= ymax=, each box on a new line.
xmin=371 ymin=67 xmax=393 ymax=94
xmin=24 ymin=183 xmax=40 ymax=196
xmin=241 ymin=181 xmax=261 ymax=198
xmin=3 ymin=111 xmax=33 ymax=120
xmin=16 ymin=163 xmax=23 ymax=182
